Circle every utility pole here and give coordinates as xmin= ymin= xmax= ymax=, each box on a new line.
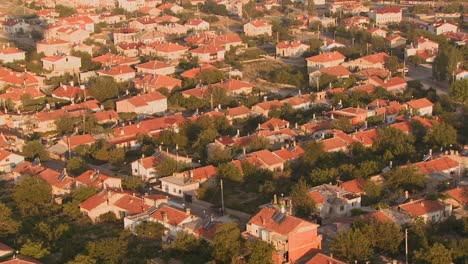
xmin=220 ymin=179 xmax=225 ymax=215
xmin=405 ymin=228 xmax=408 ymax=264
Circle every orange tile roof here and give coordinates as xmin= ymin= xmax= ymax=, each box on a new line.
xmin=97 ymin=65 xmax=134 ymax=76
xmin=321 ymin=137 xmax=349 ymax=152
xmin=12 ymin=161 xmax=45 ymax=176
xmin=94 ymin=110 xmax=119 ymax=122
xmin=248 ymin=19 xmax=271 ymax=27
xmin=443 ymin=186 xmax=468 ymax=204
xmin=136 ymin=60 xmax=171 ymax=70
xmin=253 ymin=100 xmax=283 ymax=111
xmin=227 ymin=105 xmax=251 ymax=117
xmin=62 ymin=99 xmax=100 ymax=112
xmin=91 ymin=53 xmax=139 ymax=65
xmin=76 ymin=169 xmax=116 ymax=188
xmin=406 ymin=98 xmax=433 ymax=110
xmin=181 ymin=165 xmax=217 ymax=181
xmin=134 ymin=74 xmax=182 ymax=90
xmin=148 ymin=42 xmax=188 ymax=53
xmin=319 ymin=65 xmax=351 ymax=77
xmin=259 ymin=118 xmax=289 ymax=130
xmin=0 ymin=47 xmax=24 ymax=54
xmin=114 ymin=194 xmax=150 ymax=215
xmin=150 ymin=205 xmax=191 ymax=226
xmin=181 ymin=64 xmax=217 ymax=79
xmin=341 ymin=178 xmax=365 ymax=194
xmin=277 ymin=40 xmax=307 ymax=49
xmin=38 ymin=168 xmax=73 ymax=189
xmin=212 ymin=79 xmax=254 ymax=93
xmin=190 ymin=45 xmax=224 ymax=54
xmin=52 ymin=85 xmax=84 ymax=99
xmin=306 ymin=51 xmax=346 ymax=63
xmin=413 ymin=157 xmax=459 ymax=175
xmin=125 ymin=91 xmax=166 ymax=107
xmin=0 ymin=87 xmax=44 ymax=102
xmin=374 ymin=7 xmax=401 ymax=14
xmin=249 ymin=207 xmax=317 ymax=236
xmin=248 ymin=149 xmax=284 ymax=166
xmin=79 ymin=190 xmax=108 ymax=211
xmin=361 ymin=52 xmax=389 ymax=64
xmin=399 ymin=199 xmax=445 ymax=217
xmin=67 ymin=134 xmax=96 ymax=149
xmin=273 ymin=146 xmax=304 ymax=161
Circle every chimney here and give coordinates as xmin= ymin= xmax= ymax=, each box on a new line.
xmin=70 ymin=81 xmax=74 ymax=86
xmin=185 ymin=208 xmax=191 ymax=215
xmin=162 ymin=211 xmax=168 ymax=222
xmin=236 ymin=129 xmax=240 ymax=137
xmin=389 ymin=161 xmax=393 ymax=168
xmin=242 ymin=147 xmax=246 ymax=155
xmin=405 ymin=190 xmax=409 ymax=200
xmin=263 ymin=96 xmax=267 ymax=102
xmin=120 ymin=128 xmax=124 ymax=136
xmin=273 ymin=194 xmax=277 ymax=204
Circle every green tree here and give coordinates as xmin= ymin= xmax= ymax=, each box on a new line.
xmin=13 ymin=175 xmax=52 ymax=217
xmin=171 ymin=232 xmax=212 ymax=264
xmin=217 ymin=162 xmax=243 ymax=183
xmin=0 ymin=202 xmax=19 ymax=237
xmin=88 ymin=76 xmax=119 ymax=102
xmin=134 ymin=222 xmax=165 ymax=240
xmin=306 ymin=0 xmax=315 ymax=15
xmin=68 ymin=254 xmax=96 ymax=264
xmin=211 ymin=223 xmax=242 ymax=263
xmin=109 ymin=147 xmax=125 ymax=166
xmin=330 ymin=229 xmax=373 ymax=262
xmin=384 ymin=56 xmax=400 ymax=75
xmin=415 ymin=243 xmax=453 ymax=264
xmin=384 ymin=166 xmax=426 ymax=192
xmin=198 ymin=69 xmax=225 ymax=84
xmin=331 ymin=117 xmax=354 ymax=133
xmin=55 ymin=115 xmax=76 ymax=135
xmin=155 ymin=158 xmax=188 ymax=177
xmin=71 ymin=50 xmax=101 ymax=72
xmin=372 ymin=126 xmax=415 ymax=163
xmin=449 ymin=79 xmax=468 ymax=104
xmin=290 ymin=178 xmax=316 ymax=217
xmin=433 ymin=45 xmax=462 ymax=81
xmin=246 ymin=240 xmax=274 ymax=264
xmin=122 ymin=177 xmax=145 ymax=192
xmin=207 ymin=145 xmax=232 ymax=165
xmin=309 ymin=168 xmax=339 ymax=186
xmin=423 ymin=122 xmax=457 ymax=149
xmin=23 ymin=140 xmax=50 ymax=161
xmin=20 ymin=240 xmax=50 ymax=259
xmin=66 ymin=157 xmax=88 ymax=176
xmin=56 ymin=5 xmax=77 ymax=17
xmin=367 ymin=221 xmax=404 ymax=255
xmin=87 ymin=237 xmax=128 ymax=264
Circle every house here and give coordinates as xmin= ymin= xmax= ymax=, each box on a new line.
xmin=244 ymin=149 xmax=285 ymax=171
xmin=306 ymin=51 xmax=346 ymax=72
xmin=212 ymin=79 xmax=255 ymax=95
xmin=368 ymin=76 xmax=407 ymax=93
xmin=75 ymin=169 xmax=122 ymax=189
xmin=305 ymin=253 xmax=347 ymax=264
xmin=368 ymin=27 xmax=387 ymax=38
xmin=118 ymin=0 xmax=145 ymax=12
xmin=142 ymin=42 xmax=188 ymax=60
xmin=281 ymin=94 xmax=314 ymax=110
xmin=428 ymin=21 xmax=458 ymax=35
xmin=80 ymin=190 xmax=151 ymax=222
xmin=341 ymin=178 xmax=366 ymax=195
xmin=273 ymin=144 xmax=305 ymax=162
xmin=113 ymin=28 xmax=139 ymax=44
xmin=116 ymin=42 xmax=143 ymax=58
xmin=245 ymin=207 xmax=322 ymax=264
xmin=116 ymin=91 xmax=167 ymax=114
xmin=386 ymin=35 xmax=407 ymax=48
xmin=443 ymin=186 xmax=467 ymax=209
xmin=259 ymin=118 xmax=289 ymax=131
xmin=36 ymin=39 xmax=72 ymax=56
xmin=140 ymin=205 xmax=198 ymax=237
xmin=0 ymin=87 xmax=45 ymax=108
xmin=136 ymin=60 xmax=175 ymax=75
xmin=0 ymin=242 xmax=13 ymax=259
xmin=157 ymin=3 xmax=184 ymax=14
xmin=0 ymin=150 xmax=24 ymax=173
xmin=252 ymin=100 xmax=283 ymax=117
xmin=405 ymin=37 xmax=439 ymax=61
xmin=190 ymin=45 xmax=225 ymax=62
xmin=276 ymin=41 xmax=309 ymax=57
xmin=301 ymin=120 xmax=331 ymax=139
xmin=92 ymin=53 xmax=139 ymax=66
xmin=2 ymin=19 xmax=30 ymax=35
xmin=344 ymin=52 xmax=389 ymax=70
xmin=41 ymin=55 xmax=81 ymax=75
xmin=398 ymin=199 xmax=452 ymax=223
xmin=244 ymin=20 xmax=272 ymax=37
xmin=405 ymin=98 xmax=433 ymax=116
xmin=97 ymin=65 xmax=136 ymax=82
xmin=45 ymin=26 xmax=90 ymax=44
xmin=342 ymin=16 xmax=370 ymax=29
xmin=413 ymin=156 xmax=460 ymax=178
xmin=0 ymin=255 xmax=43 ymax=264
xmin=51 ymin=84 xmax=85 ymax=102
xmin=134 ymin=74 xmax=182 ymax=92
xmin=131 ymin=155 xmax=159 ymax=181
xmin=309 ymin=65 xmax=351 ymax=86
xmin=160 ymin=165 xmax=217 ymax=197
xmin=185 ymin=19 xmax=209 ymax=31
xmin=368 ymin=7 xmax=402 ymax=25
xmin=309 ymin=184 xmax=362 ymax=219
xmin=0 ymin=45 xmax=25 ymax=63
xmin=320 ymin=39 xmax=347 ymax=52
xmin=38 ymin=168 xmax=74 ymax=196
xmin=226 ymin=105 xmax=253 ymax=121
xmin=331 ymin=107 xmax=368 ymax=125
xmin=181 ymin=64 xmax=218 ymax=79
xmin=60 ymin=15 xmax=95 ymax=32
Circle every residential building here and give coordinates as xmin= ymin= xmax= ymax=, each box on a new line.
xmin=75 ymin=169 xmax=122 ymax=189
xmin=0 ymin=150 xmax=24 ymax=173
xmin=386 ymin=35 xmax=407 ymax=48
xmin=305 ymin=253 xmax=348 ymax=264
xmin=0 ymin=45 xmax=25 ymax=63
xmin=134 ymin=74 xmax=182 ymax=92
xmin=276 ymin=41 xmax=309 ymax=57
xmin=244 ymin=149 xmax=285 ymax=171
xmin=36 ymin=39 xmax=72 ymax=56
xmin=443 ymin=186 xmax=467 ymax=209
xmin=136 ymin=60 xmax=175 ymax=75
xmin=41 ymin=55 xmax=81 ymax=75
xmin=38 ymin=168 xmax=74 ymax=196
xmin=428 ymin=21 xmax=458 ymax=35
xmin=243 ymin=20 xmax=272 ymax=37
xmin=306 ymin=51 xmax=346 ymax=72
xmin=190 ymin=45 xmax=225 ymax=62
xmin=245 ymin=207 xmax=322 ymax=264
xmin=116 ymin=91 xmax=167 ymax=114
xmin=368 ymin=7 xmax=402 ymax=25
xmin=398 ymin=199 xmax=452 ymax=223
xmin=309 ymin=184 xmax=362 ymax=219
xmin=160 ymin=165 xmax=217 ymax=197
xmin=185 ymin=19 xmax=210 ymax=31
xmin=344 ymin=52 xmax=389 ymax=70
xmin=97 ymin=65 xmax=136 ymax=82
xmin=405 ymin=98 xmax=433 ymax=116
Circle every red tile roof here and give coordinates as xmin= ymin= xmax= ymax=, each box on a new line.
xmin=113 ymin=194 xmax=150 ymax=215
xmin=248 ymin=149 xmax=284 ymax=166
xmin=305 ymin=253 xmax=347 ymax=264
xmin=75 ymin=169 xmax=116 ymax=187
xmin=413 ymin=157 xmax=459 ymax=175
xmin=97 ymin=65 xmax=134 ymax=76
xmin=362 ymin=52 xmax=389 ymax=64
xmin=181 ymin=165 xmax=217 ymax=181
xmin=124 ymin=91 xmax=166 ymax=107
xmin=38 ymin=168 xmax=73 ymax=189
xmin=444 ymin=186 xmax=468 ymax=204
xmin=52 ymin=85 xmax=83 ymax=99
xmin=249 ymin=207 xmax=318 ymax=236
xmin=374 ymin=7 xmax=401 ymax=14
xmin=136 ymin=60 xmax=171 ymax=70
xmin=406 ymin=98 xmax=433 ymax=109
xmin=67 ymin=134 xmax=96 ymax=149
xmin=341 ymin=178 xmax=365 ymax=194
xmin=399 ymin=199 xmax=446 ymax=217
xmin=150 ymin=205 xmax=191 ymax=226
xmin=319 ymin=65 xmax=351 ymax=77
xmin=0 ymin=87 xmax=44 ymax=102
xmin=227 ymin=105 xmax=251 ymax=118
xmin=273 ymin=145 xmax=304 ymax=161
xmin=306 ymin=51 xmax=346 ymax=63
xmin=181 ymin=64 xmax=217 ymax=79
xmin=247 ymin=20 xmax=271 ymax=27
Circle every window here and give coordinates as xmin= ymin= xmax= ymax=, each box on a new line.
xmin=340 ymin=205 xmax=344 ymax=211
xmin=178 ymin=190 xmax=182 ymax=194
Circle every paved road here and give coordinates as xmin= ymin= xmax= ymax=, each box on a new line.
xmin=406 ymin=63 xmax=449 ymax=94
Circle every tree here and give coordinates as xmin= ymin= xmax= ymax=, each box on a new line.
xmin=23 ymin=140 xmax=50 ymax=161
xmin=329 ymin=229 xmax=373 ymax=262
xmin=88 ymin=76 xmax=119 ymax=102
xmin=20 ymin=240 xmax=50 ymax=259
xmin=415 ymin=243 xmax=453 ymax=264
xmin=134 ymin=222 xmax=165 ymax=240
xmin=155 ymin=158 xmax=188 ymax=177
xmin=200 ymin=0 xmax=228 ymax=15
xmin=55 ymin=115 xmax=76 ymax=135
xmin=384 ymin=166 xmax=426 ymax=192
xmin=109 ymin=147 xmax=125 ymax=166
xmin=198 ymin=69 xmax=225 ymax=84
xmin=366 ymin=221 xmax=403 ymax=255
xmin=331 ymin=118 xmax=354 ymax=133
xmin=384 ymin=56 xmax=400 ymax=75
xmin=433 ymin=45 xmax=462 ymax=81
xmin=449 ymin=79 xmax=468 ymax=104
xmin=171 ymin=232 xmax=212 ymax=263
xmin=122 ymin=177 xmax=145 ymax=192
xmin=13 ymin=175 xmax=53 ymax=217
xmin=207 ymin=145 xmax=232 ymax=165
xmin=217 ymin=162 xmax=243 ymax=183
xmin=71 ymin=50 xmax=100 ymax=72
xmin=423 ymin=122 xmax=457 ymax=149
xmin=66 ymin=157 xmax=88 ymax=176
xmin=306 ymin=0 xmax=315 ymax=15
xmin=0 ymin=202 xmax=19 ymax=237
xmin=211 ymin=223 xmax=242 ymax=263
xmin=87 ymin=237 xmax=128 ymax=264
xmin=56 ymin=5 xmax=77 ymax=17
xmin=68 ymin=254 xmax=96 ymax=264
xmin=372 ymin=126 xmax=415 ymax=164
xmin=246 ymin=240 xmax=274 ymax=264
xmin=290 ymin=178 xmax=316 ymax=217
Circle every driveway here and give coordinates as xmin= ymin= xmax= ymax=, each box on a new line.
xmin=406 ymin=63 xmax=449 ymax=94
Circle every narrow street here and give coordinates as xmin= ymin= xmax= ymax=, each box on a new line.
xmin=406 ymin=63 xmax=449 ymax=94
